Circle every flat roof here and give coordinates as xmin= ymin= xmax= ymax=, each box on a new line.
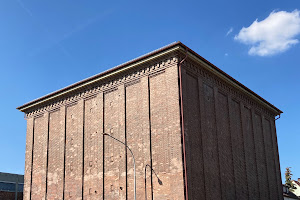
xmin=17 ymin=41 xmax=282 ymax=115
xmin=0 ymin=172 xmax=24 ymax=183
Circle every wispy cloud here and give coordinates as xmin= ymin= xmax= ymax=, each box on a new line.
xmin=234 ymin=10 xmax=300 ymax=56
xmin=226 ymin=27 xmax=233 ymax=36
xmin=17 ymin=0 xmax=33 ymax=16
xmin=16 ymin=0 xmax=115 ymax=58
xmin=16 ymin=0 xmax=72 ymax=57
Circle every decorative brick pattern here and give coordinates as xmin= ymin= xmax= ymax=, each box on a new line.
xmin=271 ymin=119 xmax=284 ymax=200
xmin=24 ymin=56 xmax=178 ymax=120
xmin=64 ymin=101 xmax=84 ymax=200
xmin=126 ymin=76 xmax=151 ymax=200
xmin=201 ymin=82 xmax=222 ymax=199
xmin=149 ymin=66 xmax=184 ymax=200
xmin=263 ymin=118 xmax=279 ymax=199
xmin=83 ymin=94 xmax=103 ymax=199
xmin=103 ymin=87 xmax=126 ymax=199
xmin=182 ymin=57 xmax=278 ymax=118
xmin=23 ymin=118 xmax=33 ymax=200
xmin=229 ymin=99 xmax=248 ymax=199
xmin=241 ymin=106 xmax=260 ymax=199
xmin=253 ymin=112 xmax=270 ymax=199
xmin=182 ymin=71 xmax=205 ymax=200
xmin=31 ymin=115 xmax=48 ymax=200
xmin=181 ymin=58 xmax=283 ymax=200
xmin=21 ymin=47 xmax=283 ymax=200
xmin=215 ymin=90 xmax=236 ymax=199
xmin=47 ymin=109 xmax=65 ymax=200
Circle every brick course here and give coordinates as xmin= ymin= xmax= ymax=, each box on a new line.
xmin=19 ymin=42 xmax=283 ymax=200
xmin=181 ymin=54 xmax=283 ymax=200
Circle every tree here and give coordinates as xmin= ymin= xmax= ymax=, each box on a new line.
xmin=285 ymin=167 xmax=296 ymax=192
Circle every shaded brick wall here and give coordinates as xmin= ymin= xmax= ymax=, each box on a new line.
xmin=182 ymin=59 xmax=283 ymax=200
xmin=0 ymin=191 xmax=23 ymax=200
xmin=23 ymin=55 xmax=185 ymax=200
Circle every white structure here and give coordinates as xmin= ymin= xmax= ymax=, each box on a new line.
xmin=292 ymin=179 xmax=300 ymax=197
xmin=283 ymin=184 xmax=299 ymax=200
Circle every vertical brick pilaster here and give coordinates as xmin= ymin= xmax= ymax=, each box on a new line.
xmin=104 ymin=87 xmax=126 ymax=199
xmin=64 ymin=100 xmax=84 ymax=200
xmin=215 ymin=90 xmax=235 ymax=199
xmin=262 ymin=117 xmax=279 ymax=199
xmin=200 ymin=82 xmax=221 ymax=199
xmin=23 ymin=117 xmax=34 ymax=200
xmin=241 ymin=104 xmax=259 ymax=199
xmin=270 ymin=119 xmax=283 ymax=200
xmin=118 ymin=84 xmax=126 ymax=200
xmin=228 ymin=98 xmax=248 ymax=199
xmin=126 ymin=76 xmax=151 ymax=200
xmin=181 ymin=70 xmax=206 ymax=200
xmin=31 ymin=114 xmax=48 ymax=200
xmin=150 ymin=66 xmax=184 ymax=199
xmin=252 ymin=111 xmax=269 ymax=199
xmin=83 ymin=93 xmax=103 ymax=199
xmin=47 ymin=108 xmax=65 ymax=200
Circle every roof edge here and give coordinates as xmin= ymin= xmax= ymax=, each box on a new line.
xmin=17 ymin=42 xmax=181 ymax=112
xmin=176 ymin=43 xmax=282 ymax=115
xmin=17 ymin=41 xmax=282 ymax=116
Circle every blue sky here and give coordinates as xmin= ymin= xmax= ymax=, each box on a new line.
xmin=0 ymin=0 xmax=299 ymax=182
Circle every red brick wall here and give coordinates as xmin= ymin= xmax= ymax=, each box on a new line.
xmin=253 ymin=112 xmax=269 ymax=199
xmin=0 ymin=191 xmax=23 ymax=200
xmin=181 ymin=72 xmax=205 ymax=200
xmin=23 ymin=55 xmax=185 ymax=200
xmin=23 ymin=118 xmax=33 ymax=200
xmin=103 ymin=86 xmax=126 ymax=199
xmin=64 ymin=100 xmax=84 ymax=199
xmin=149 ymin=66 xmax=184 ymax=200
xmin=23 ymin=52 xmax=282 ymax=200
xmin=83 ymin=93 xmax=103 ymax=199
xmin=229 ymin=98 xmax=248 ymax=199
xmin=47 ymin=108 xmax=65 ymax=199
xmin=125 ymin=76 xmax=151 ymax=200
xmin=31 ymin=115 xmax=48 ymax=200
xmin=181 ymin=59 xmax=283 ymax=200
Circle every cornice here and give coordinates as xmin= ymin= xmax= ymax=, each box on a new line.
xmin=18 ymin=41 xmax=282 ymax=119
xmin=182 ymin=57 xmax=279 ymax=118
xmin=18 ymin=44 xmax=181 ymax=113
xmin=24 ymin=55 xmax=178 ymax=119
xmin=175 ymin=47 xmax=282 ymax=116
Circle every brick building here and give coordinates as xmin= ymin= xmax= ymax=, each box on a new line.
xmin=0 ymin=172 xmax=24 ymax=200
xmin=17 ymin=42 xmax=283 ymax=200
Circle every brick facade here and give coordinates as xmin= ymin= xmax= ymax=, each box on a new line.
xmin=181 ymin=55 xmax=283 ymax=199
xmin=18 ymin=42 xmax=283 ymax=199
xmin=0 ymin=191 xmax=23 ymax=200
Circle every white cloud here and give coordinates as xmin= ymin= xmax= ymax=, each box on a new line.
xmin=226 ymin=27 xmax=233 ymax=36
xmin=234 ymin=10 xmax=300 ymax=56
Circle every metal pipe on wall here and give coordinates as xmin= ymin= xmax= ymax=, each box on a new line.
xmin=102 ymin=132 xmax=136 ymax=200
xmin=178 ymin=50 xmax=189 ymax=200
